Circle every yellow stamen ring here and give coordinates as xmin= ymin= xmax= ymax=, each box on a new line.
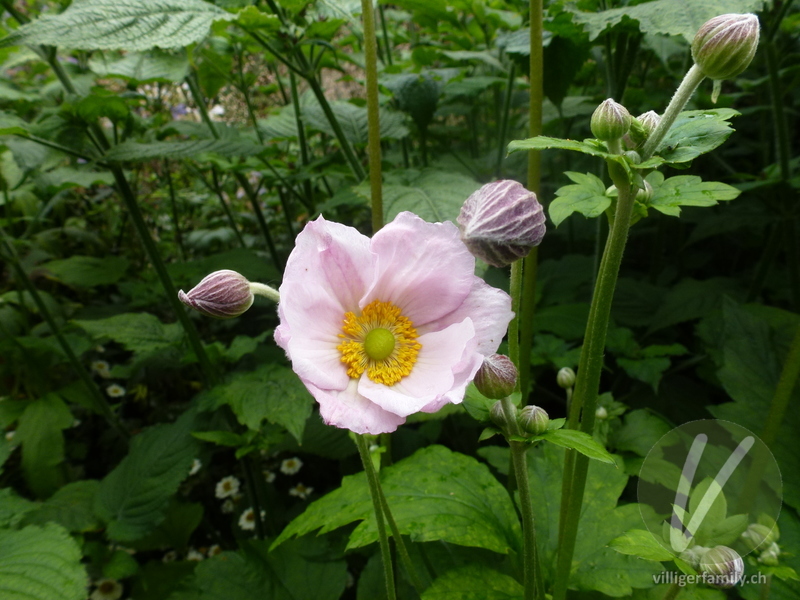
xmin=337 ymin=300 xmax=421 ymax=386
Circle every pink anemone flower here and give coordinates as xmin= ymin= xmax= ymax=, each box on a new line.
xmin=275 ymin=211 xmax=513 ymax=434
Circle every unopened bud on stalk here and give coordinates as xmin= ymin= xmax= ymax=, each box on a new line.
xmin=557 ymin=367 xmax=576 ymax=389
xmin=518 ymin=405 xmax=550 ymax=435
xmin=758 ymin=542 xmax=781 ymax=566
xmin=178 ymin=270 xmax=254 ymax=319
xmin=458 ymin=180 xmax=546 ymax=268
xmin=741 ymin=522 xmax=779 ymax=552
xmin=638 ymin=111 xmax=661 ymax=137
xmin=475 ymin=354 xmax=518 ymax=399
xmin=490 ymin=400 xmax=516 ymax=430
xmin=590 ymin=98 xmax=632 ymax=142
xmin=595 ymin=406 xmax=608 ymax=420
xmin=699 ymin=546 xmax=745 ymax=588
xmin=692 ymin=14 xmax=760 ymax=81
xmin=635 ymin=180 xmax=654 ymax=204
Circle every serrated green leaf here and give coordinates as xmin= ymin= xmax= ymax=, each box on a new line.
xmin=130 ymin=499 xmax=203 ymax=552
xmin=617 ymin=356 xmax=671 ymax=391
xmin=104 ymin=138 xmax=264 ymax=162
xmin=95 ymin=409 xmax=199 ymax=542
xmin=305 ymin=101 xmax=408 ymax=144
xmin=355 ymin=168 xmax=480 ymax=224
xmin=0 ymin=523 xmax=87 ymax=600
xmin=235 ymin=5 xmax=281 ymax=30
xmin=20 ymin=480 xmax=102 ymax=533
xmin=41 ymin=255 xmax=130 ymax=288
xmin=655 ymin=109 xmax=739 ymax=164
xmin=646 ymin=171 xmax=740 ymax=217
xmin=550 ymin=171 xmax=610 ymax=226
xmin=197 ymin=363 xmax=313 ymax=442
xmin=611 ymin=409 xmax=671 ymax=457
xmin=74 ymin=312 xmax=183 ymax=355
xmin=35 ymin=167 xmax=114 ymax=191
xmin=609 ymin=529 xmax=676 ymax=562
xmin=422 ymin=565 xmax=524 ymax=599
xmin=274 ymin=445 xmax=522 ymax=555
xmin=89 ymin=49 xmax=190 ymax=82
xmin=0 ymin=488 xmax=37 ymax=528
xmin=539 ymin=429 xmax=616 ymax=464
xmin=508 ymin=135 xmax=612 ymax=160
xmin=0 ymin=0 xmax=236 ymax=51
xmin=570 ymin=0 xmax=767 ymax=42
xmin=648 ymin=277 xmax=743 ymax=333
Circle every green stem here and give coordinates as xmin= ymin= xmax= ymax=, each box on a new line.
xmin=376 ymin=485 xmax=426 ymax=594
xmin=355 ymin=435 xmax=396 ymax=600
xmin=519 ymin=0 xmax=544 ymax=401
xmin=378 ymin=4 xmax=394 ymax=66
xmin=0 ymin=231 xmax=129 ymax=441
xmin=765 ymin=43 xmax=790 ymax=180
xmin=661 ymin=582 xmax=681 ymax=600
xmin=508 ymin=259 xmax=524 ymax=388
xmin=289 ymin=70 xmax=315 ymax=207
xmin=362 ymin=0 xmax=383 ymax=233
xmin=641 ymin=64 xmax=706 ymax=160
xmin=495 ymin=61 xmax=516 ymax=178
xmin=163 ymin=160 xmax=187 ymax=260
xmin=208 ymin=166 xmax=247 ymax=248
xmin=109 ymin=167 xmax=218 ymax=385
xmin=553 ymin=165 xmax=638 ymax=600
xmin=249 ymin=282 xmax=280 ymax=303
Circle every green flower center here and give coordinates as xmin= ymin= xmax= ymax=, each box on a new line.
xmin=364 ymin=328 xmax=396 ymax=360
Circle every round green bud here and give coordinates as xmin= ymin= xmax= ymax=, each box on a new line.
xmin=557 ymin=367 xmax=576 ymax=389
xmin=595 ymin=406 xmax=608 ymax=420
xmin=758 ymin=542 xmax=781 ymax=566
xmin=741 ymin=522 xmax=779 ymax=552
xmin=692 ymin=13 xmax=760 ymax=80
xmin=699 ymin=546 xmax=744 ymax=588
xmin=637 ymin=111 xmax=661 ymax=136
xmin=490 ymin=400 xmax=516 ymax=430
xmin=475 ymin=354 xmax=518 ymax=400
xmin=518 ymin=405 xmax=550 ymax=436
xmin=635 ymin=180 xmax=654 ymax=204
xmin=591 ymin=98 xmax=632 ymax=142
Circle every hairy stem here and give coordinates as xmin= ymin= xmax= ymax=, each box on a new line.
xmin=362 ymin=0 xmax=384 ymax=233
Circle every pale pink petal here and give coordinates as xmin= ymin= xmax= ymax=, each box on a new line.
xmin=307 ymin=379 xmax=406 ymax=435
xmin=419 ymin=338 xmax=484 ymax=413
xmin=358 ymin=319 xmax=478 ymax=417
xmin=418 ymin=278 xmax=513 ymax=356
xmin=363 ymin=212 xmax=475 ymax=325
xmin=276 ymin=217 xmax=374 ymax=391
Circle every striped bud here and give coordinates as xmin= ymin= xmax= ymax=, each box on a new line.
xmin=178 ymin=269 xmax=254 ymax=319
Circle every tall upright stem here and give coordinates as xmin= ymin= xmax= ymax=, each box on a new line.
xmin=508 ymin=259 xmax=524 ymax=385
xmin=362 ymin=0 xmax=383 ymax=233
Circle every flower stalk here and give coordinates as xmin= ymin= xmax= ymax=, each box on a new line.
xmin=361 ymin=0 xmax=383 ymax=233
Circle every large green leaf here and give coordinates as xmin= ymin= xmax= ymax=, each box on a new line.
xmin=16 ymin=393 xmax=73 ymax=498
xmin=0 ymin=523 xmax=87 ymax=600
xmin=89 ymin=49 xmax=190 ymax=83
xmin=0 ymin=488 xmax=36 ymax=528
xmin=355 ymin=168 xmax=481 ymax=224
xmin=655 ymin=109 xmax=739 ymax=164
xmin=646 ymin=172 xmax=740 ymax=217
xmin=274 ymin=445 xmax=522 ymax=555
xmin=41 ymin=255 xmax=130 ymax=288
xmin=20 ymin=480 xmax=102 ymax=533
xmin=304 ymin=101 xmax=409 ymax=144
xmin=569 ymin=0 xmax=767 ymax=42
xmin=94 ymin=409 xmax=199 ymax=541
xmin=74 ymin=312 xmax=183 ymax=355
xmin=175 ymin=538 xmax=347 ymax=600
xmin=550 ymin=171 xmax=610 ymax=226
xmin=421 ymin=565 xmax=524 ymax=599
xmin=0 ymin=0 xmax=235 ymax=51
xmin=34 ymin=167 xmax=114 ymax=191
xmin=197 ymin=363 xmax=313 ymax=442
xmin=104 ymin=139 xmax=264 ymax=162
xmin=481 ymin=444 xmax=661 ymax=596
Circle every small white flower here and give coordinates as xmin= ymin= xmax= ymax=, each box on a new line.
xmin=106 ymin=384 xmax=126 ymax=398
xmin=215 ymin=475 xmax=240 ymax=499
xmin=280 ymin=457 xmax=303 ymax=475
xmin=238 ymin=507 xmax=265 ymax=531
xmin=162 ymin=550 xmax=178 ymax=563
xmin=209 ymin=105 xmax=225 ymax=119
xmin=91 ymin=360 xmax=112 ymax=378
xmin=288 ymin=483 xmax=313 ymax=500
xmin=207 ymin=544 xmax=222 ymax=557
xmin=220 ymin=499 xmax=235 ymax=514
xmin=264 ymin=470 xmax=276 ymax=483
xmin=186 ymin=548 xmax=204 ymax=562
xmin=90 ymin=578 xmax=123 ymax=600
xmin=189 ymin=458 xmax=202 ymax=476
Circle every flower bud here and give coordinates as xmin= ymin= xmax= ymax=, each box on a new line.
xmin=474 ymin=354 xmax=518 ymax=399
xmin=490 ymin=400 xmax=516 ymax=430
xmin=457 ymin=180 xmax=546 ymax=268
xmin=590 ymin=98 xmax=632 ymax=142
xmin=699 ymin=546 xmax=745 ymax=588
xmin=635 ymin=180 xmax=654 ymax=204
xmin=741 ymin=522 xmax=779 ymax=552
xmin=691 ymin=14 xmax=760 ymax=80
xmin=518 ymin=405 xmax=549 ymax=436
xmin=637 ymin=111 xmax=661 ymax=137
xmin=595 ymin=406 xmax=608 ymax=420
xmin=556 ymin=367 xmax=576 ymax=389
xmin=758 ymin=542 xmax=781 ymax=566
xmin=178 ymin=269 xmax=254 ymax=319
